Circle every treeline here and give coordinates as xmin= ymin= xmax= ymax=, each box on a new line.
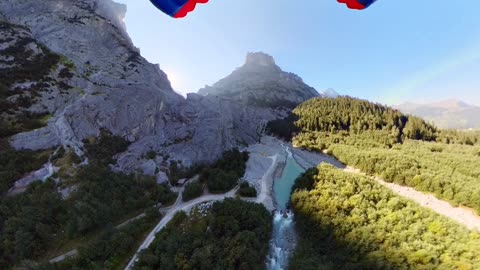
xmin=293 ymin=97 xmax=436 ymax=142
xmin=290 ymin=164 xmax=480 ymax=269
xmin=134 ymin=199 xmax=272 ymax=270
xmin=294 ymin=131 xmax=480 ymax=214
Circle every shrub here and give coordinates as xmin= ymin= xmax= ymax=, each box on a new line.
xmin=182 ymin=181 xmax=203 ymax=202
xmin=238 ymin=181 xmax=257 ymax=197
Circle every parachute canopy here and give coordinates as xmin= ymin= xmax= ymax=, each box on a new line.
xmin=337 ymin=0 xmax=377 ymax=10
xmin=149 ymin=0 xmax=377 ymax=19
xmin=149 ymin=0 xmax=208 ymax=18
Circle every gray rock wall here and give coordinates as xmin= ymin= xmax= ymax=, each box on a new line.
xmin=1 ymin=1 xmax=314 ymax=177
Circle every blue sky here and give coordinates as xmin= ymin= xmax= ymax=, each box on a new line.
xmin=116 ymin=0 xmax=480 ymax=106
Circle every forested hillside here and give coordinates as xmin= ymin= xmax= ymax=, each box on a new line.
xmin=292 ymin=97 xmax=480 ymax=213
xmin=290 ymin=164 xmax=480 ymax=270
xmin=134 ymin=199 xmax=272 ymax=270
xmin=0 ymin=133 xmax=176 ymax=268
xmin=294 ymin=97 xmax=437 ymax=142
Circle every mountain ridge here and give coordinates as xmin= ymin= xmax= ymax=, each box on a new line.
xmin=396 ymin=99 xmax=480 ymax=129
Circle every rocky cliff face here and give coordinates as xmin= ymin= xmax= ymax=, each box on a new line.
xmin=0 ymin=1 xmax=315 ymax=179
xmin=1 ymin=0 xmax=183 ymax=157
xmin=198 ymin=52 xmax=320 ymax=109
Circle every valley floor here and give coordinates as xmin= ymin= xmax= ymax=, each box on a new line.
xmin=126 ymin=136 xmax=480 ymax=270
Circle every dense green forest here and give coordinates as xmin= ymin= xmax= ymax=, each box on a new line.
xmin=0 ymin=129 xmax=251 ymax=268
xmin=0 ymin=134 xmax=176 ymax=268
xmin=290 ymin=164 xmax=480 ymax=270
xmin=39 ymin=209 xmax=161 ymax=270
xmin=133 ymin=199 xmax=272 ymax=270
xmin=292 ymin=97 xmax=480 ymax=213
xmin=294 ymin=97 xmax=437 ymax=142
xmin=0 ymin=165 xmax=175 ymax=268
xmin=293 ymin=96 xmax=480 ymax=146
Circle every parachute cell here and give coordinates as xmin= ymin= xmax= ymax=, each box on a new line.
xmin=338 ymin=0 xmax=377 ymax=10
xmin=149 ymin=0 xmax=208 ymax=18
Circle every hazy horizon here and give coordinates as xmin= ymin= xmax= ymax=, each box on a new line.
xmin=115 ymin=0 xmax=480 ymax=106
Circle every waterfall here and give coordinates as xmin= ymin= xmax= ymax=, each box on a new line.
xmin=266 ymin=210 xmax=296 ymax=270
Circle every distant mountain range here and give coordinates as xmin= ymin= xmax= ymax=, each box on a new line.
xmin=396 ymin=99 xmax=480 ymax=129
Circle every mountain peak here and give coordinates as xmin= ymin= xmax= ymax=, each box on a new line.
xmin=244 ymin=52 xmax=277 ymax=67
xmin=198 ymin=52 xmax=318 ymax=108
xmin=322 ymin=88 xmax=340 ymax=98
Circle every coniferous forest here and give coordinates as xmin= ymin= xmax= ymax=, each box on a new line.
xmin=133 ymin=199 xmax=272 ymax=270
xmin=0 ymin=133 xmax=176 ymax=268
xmin=290 ymin=164 xmax=480 ymax=270
xmin=292 ymin=97 xmax=480 ymax=213
xmin=288 ymin=97 xmax=480 ymax=269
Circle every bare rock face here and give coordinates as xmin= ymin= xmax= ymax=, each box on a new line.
xmin=245 ymin=52 xmax=277 ymax=67
xmin=0 ymin=0 xmax=183 ymax=156
xmin=1 ymin=1 xmax=317 ymax=176
xmin=198 ymin=52 xmax=320 ymax=109
xmin=115 ymin=93 xmax=284 ymax=171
